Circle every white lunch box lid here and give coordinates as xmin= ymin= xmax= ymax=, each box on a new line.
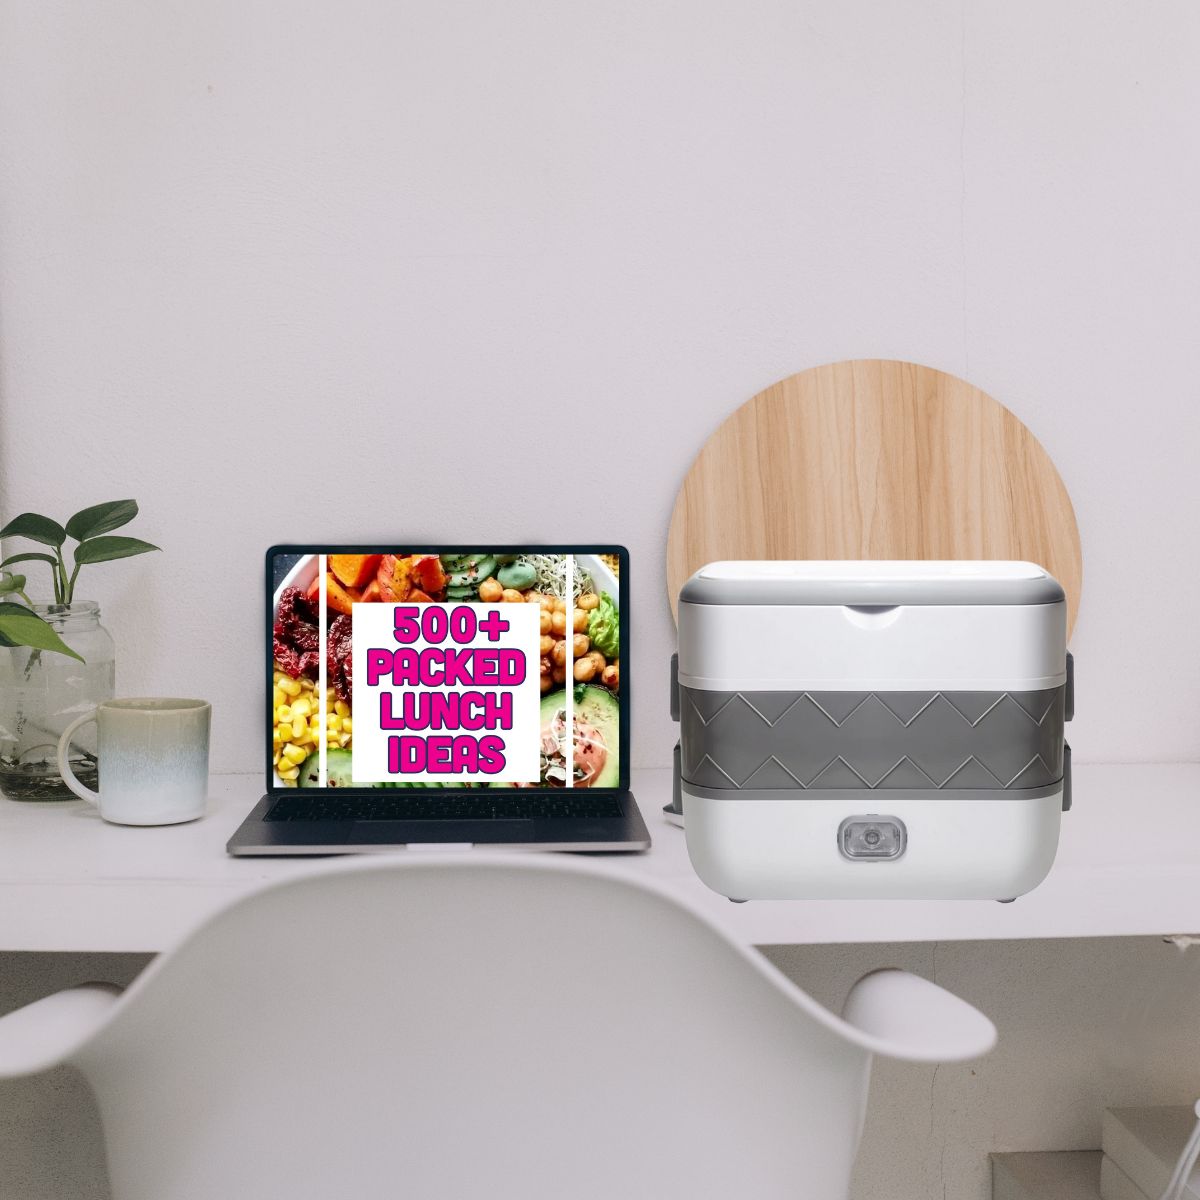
xmin=679 ymin=560 xmax=1064 ymax=607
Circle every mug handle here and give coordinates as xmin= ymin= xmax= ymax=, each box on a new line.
xmin=57 ymin=712 xmax=100 ymax=806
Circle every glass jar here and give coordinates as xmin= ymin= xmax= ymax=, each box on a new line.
xmin=0 ymin=602 xmax=116 ymax=801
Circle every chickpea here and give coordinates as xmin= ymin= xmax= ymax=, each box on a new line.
xmin=578 ymin=592 xmax=600 ymax=611
xmin=601 ymin=662 xmax=620 ymax=691
xmin=550 ymin=610 xmax=567 ymax=635
xmin=501 ymin=588 xmax=524 ymax=604
xmin=553 ymin=597 xmax=567 ymax=613
xmin=588 ymin=650 xmax=607 ymax=672
xmin=478 ymin=577 xmax=503 ymax=603
xmin=552 ymin=640 xmax=568 ymax=667
xmin=527 ymin=591 xmax=545 ymax=604
xmin=571 ymin=608 xmax=589 ymax=633
xmin=572 ymin=632 xmax=590 ymax=657
xmin=573 ymin=655 xmax=598 ymax=682
xmin=539 ymin=610 xmax=552 ymax=636
xmin=552 ymin=663 xmax=567 ymax=684
xmin=540 ymin=656 xmax=554 ymax=693
xmin=539 ymin=635 xmax=555 ymax=656
xmin=539 ymin=594 xmax=555 ymax=610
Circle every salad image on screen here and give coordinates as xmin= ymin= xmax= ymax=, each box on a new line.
xmin=270 ymin=551 xmax=621 ymax=790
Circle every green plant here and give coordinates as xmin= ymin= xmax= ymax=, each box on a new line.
xmin=0 ymin=499 xmax=160 ymax=660
xmin=0 ymin=590 xmax=83 ymax=661
xmin=1 ymin=499 xmax=159 ymax=603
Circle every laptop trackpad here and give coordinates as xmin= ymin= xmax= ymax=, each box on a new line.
xmin=350 ymin=819 xmax=534 ymax=844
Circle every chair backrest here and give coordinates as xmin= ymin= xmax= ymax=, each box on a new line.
xmin=75 ymin=854 xmax=872 ymax=1200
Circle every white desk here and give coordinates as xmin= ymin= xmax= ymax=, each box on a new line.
xmin=0 ymin=763 xmax=1194 ymax=953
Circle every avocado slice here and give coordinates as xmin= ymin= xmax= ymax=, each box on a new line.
xmin=297 ymin=748 xmax=355 ymax=788
xmin=539 ymin=685 xmax=620 ymax=788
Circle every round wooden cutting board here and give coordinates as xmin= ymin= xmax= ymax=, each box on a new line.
xmin=667 ymin=360 xmax=1082 ymax=635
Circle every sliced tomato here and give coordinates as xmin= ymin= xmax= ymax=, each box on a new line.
xmin=412 ymin=555 xmax=448 ymax=597
xmin=376 ymin=555 xmax=396 ymax=600
xmin=376 ymin=554 xmax=413 ymax=603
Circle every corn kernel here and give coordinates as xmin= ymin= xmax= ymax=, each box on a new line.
xmin=273 ymin=674 xmax=352 ymax=774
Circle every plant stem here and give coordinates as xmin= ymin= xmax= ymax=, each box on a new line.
xmin=15 ymin=588 xmax=32 ymax=606
xmin=54 ymin=550 xmax=67 ymax=605
xmin=66 ymin=562 xmax=80 ymax=602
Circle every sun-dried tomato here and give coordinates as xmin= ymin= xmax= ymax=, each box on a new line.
xmin=273 ymin=586 xmax=321 ymax=680
xmin=273 ymin=634 xmax=305 ymax=679
xmin=327 ymin=614 xmax=354 ymax=703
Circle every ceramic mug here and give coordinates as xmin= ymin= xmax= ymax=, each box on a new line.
xmin=57 ymin=698 xmax=211 ymax=825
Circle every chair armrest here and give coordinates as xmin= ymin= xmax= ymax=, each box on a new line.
xmin=841 ymin=968 xmax=996 ymax=1064
xmin=0 ymin=983 xmax=122 ymax=1078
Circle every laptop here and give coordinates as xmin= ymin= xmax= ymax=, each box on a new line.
xmin=227 ymin=545 xmax=650 ymax=855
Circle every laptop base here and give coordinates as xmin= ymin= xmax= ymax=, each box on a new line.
xmin=227 ymin=791 xmax=651 ymax=856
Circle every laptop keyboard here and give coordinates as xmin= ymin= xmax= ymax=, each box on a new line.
xmin=265 ymin=793 xmax=623 ymax=823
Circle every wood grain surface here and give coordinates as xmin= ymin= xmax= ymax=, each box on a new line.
xmin=666 ymin=360 xmax=1082 ymax=634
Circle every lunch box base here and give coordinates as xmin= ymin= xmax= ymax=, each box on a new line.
xmin=681 ymin=789 xmax=1062 ymax=901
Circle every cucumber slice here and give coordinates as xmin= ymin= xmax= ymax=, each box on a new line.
xmin=297 ymin=748 xmax=355 ymax=788
xmin=444 ymin=552 xmax=497 ymax=590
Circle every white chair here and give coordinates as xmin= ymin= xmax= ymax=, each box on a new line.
xmin=0 ymin=854 xmax=994 ymax=1199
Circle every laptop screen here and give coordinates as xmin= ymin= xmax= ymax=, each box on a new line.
xmin=268 ymin=547 xmax=626 ymax=792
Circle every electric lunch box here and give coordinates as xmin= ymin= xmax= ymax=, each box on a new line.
xmin=670 ymin=562 xmax=1074 ymax=901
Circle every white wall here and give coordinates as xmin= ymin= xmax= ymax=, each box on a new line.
xmin=1 ymin=0 xmax=1199 ymax=773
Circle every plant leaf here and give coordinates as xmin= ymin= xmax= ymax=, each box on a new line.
xmin=0 ymin=602 xmax=84 ymax=661
xmin=65 ymin=499 xmax=139 ymax=542
xmin=1 ymin=552 xmax=59 ymax=570
xmin=73 ymin=535 xmax=161 ymax=565
xmin=0 ymin=573 xmax=26 ymax=594
xmin=0 ymin=513 xmax=66 ymax=547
